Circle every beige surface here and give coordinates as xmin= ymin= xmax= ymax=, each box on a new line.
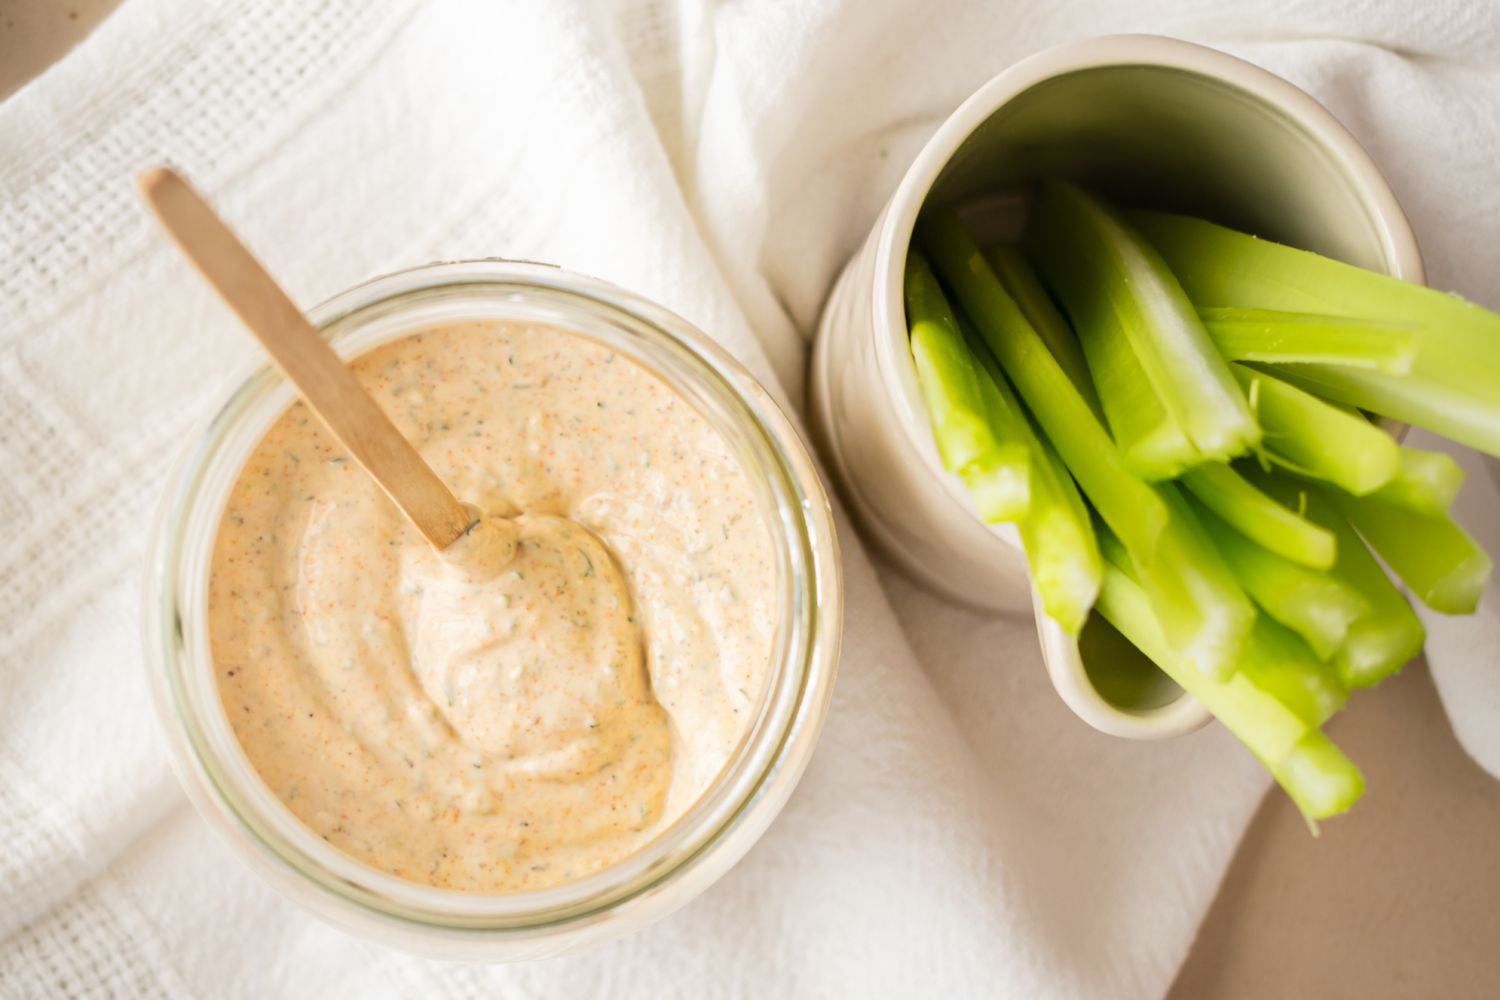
xmin=0 ymin=0 xmax=120 ymax=100
xmin=6 ymin=4 xmax=1499 ymax=995
xmin=1170 ymin=660 xmax=1500 ymax=998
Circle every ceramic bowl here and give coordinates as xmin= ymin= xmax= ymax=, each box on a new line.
xmin=809 ymin=33 xmax=1423 ymax=738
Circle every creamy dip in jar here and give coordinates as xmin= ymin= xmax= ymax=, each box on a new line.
xmin=209 ymin=321 xmax=776 ymax=894
xmin=148 ymin=261 xmax=840 ymax=957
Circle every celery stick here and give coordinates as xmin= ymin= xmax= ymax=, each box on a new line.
xmin=1096 ymin=562 xmax=1307 ymax=761
xmin=1238 ymin=615 xmax=1348 ymax=728
xmin=1133 ymin=483 xmax=1256 ymax=679
xmin=905 ymin=251 xmax=992 ymax=470
xmin=1271 ymin=729 xmax=1365 ymax=823
xmin=1101 ymin=486 xmax=1256 ymax=679
xmin=918 ymin=209 xmax=1167 ymax=559
xmin=1106 ymin=528 xmax=1345 ymax=724
xmin=905 ymin=250 xmax=1031 ymax=521
xmin=1262 ymin=362 xmax=1500 ymax=458
xmin=1132 ymin=210 xmax=1500 ymax=379
xmin=967 ymin=331 xmax=1103 ymax=633
xmin=1192 ymin=497 xmax=1366 ymax=660
xmin=1069 ymin=286 xmax=1198 ymax=478
xmin=1329 ymin=491 xmax=1492 ymax=615
xmin=1133 ymin=211 xmax=1500 ymax=458
xmin=956 ymin=444 xmax=1032 ymax=523
xmin=1096 ymin=563 xmax=1361 ymax=820
xmin=984 ymin=244 xmax=1099 ymax=413
xmin=1198 ymin=307 xmax=1416 ymax=374
xmin=1251 ymin=471 xmax=1426 ymax=687
xmin=1234 ymin=364 xmax=1399 ymax=495
xmin=1029 ymin=231 xmax=1199 ymax=479
xmin=1026 ymin=182 xmax=1258 ymax=461
xmin=1018 ymin=482 xmax=1102 ymax=637
xmin=1180 ymin=462 xmax=1336 ymax=569
xmin=1369 ymin=445 xmax=1464 ymax=516
xmin=1098 ymin=560 xmax=1368 ymax=815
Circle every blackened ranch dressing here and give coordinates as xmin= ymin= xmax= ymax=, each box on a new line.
xmin=209 ymin=322 xmax=775 ymax=892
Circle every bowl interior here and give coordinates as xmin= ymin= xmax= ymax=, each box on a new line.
xmin=911 ymin=52 xmax=1418 ymax=719
xmin=1077 ymin=614 xmax=1185 ymax=711
xmin=927 ymin=63 xmax=1404 ymax=268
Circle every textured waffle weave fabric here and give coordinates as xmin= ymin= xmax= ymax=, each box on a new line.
xmin=2 ymin=1 xmax=1498 ymax=996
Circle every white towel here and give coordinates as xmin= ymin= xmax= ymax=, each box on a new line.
xmin=2 ymin=1 xmax=1497 ymax=996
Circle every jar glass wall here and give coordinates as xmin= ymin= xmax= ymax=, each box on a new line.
xmin=143 ymin=260 xmax=842 ymax=960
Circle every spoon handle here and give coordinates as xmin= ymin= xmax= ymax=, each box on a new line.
xmin=138 ymin=167 xmax=474 ymax=549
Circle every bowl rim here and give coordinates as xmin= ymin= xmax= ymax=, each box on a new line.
xmin=867 ymin=33 xmax=1426 ymax=739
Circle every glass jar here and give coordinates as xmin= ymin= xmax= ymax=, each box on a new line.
xmin=143 ymin=260 xmax=843 ymax=960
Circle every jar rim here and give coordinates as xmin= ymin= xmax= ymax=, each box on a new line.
xmin=142 ymin=260 xmax=842 ymax=947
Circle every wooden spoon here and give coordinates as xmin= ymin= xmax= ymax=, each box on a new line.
xmin=138 ymin=166 xmax=475 ymax=549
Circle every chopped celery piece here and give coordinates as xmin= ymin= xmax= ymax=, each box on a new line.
xmin=1133 ymin=211 xmax=1500 ymax=458
xmin=968 ymin=331 xmax=1102 ymax=633
xmin=1096 ymin=563 xmax=1306 ymax=760
xmin=1026 ymin=182 xmax=1258 ymax=462
xmin=905 ymin=250 xmax=1031 ymax=521
xmin=1132 ymin=210 xmax=1500 ymax=379
xmin=984 ymin=244 xmax=1100 ymax=413
xmin=905 ymin=250 xmax=992 ymax=470
xmin=1098 ymin=560 xmax=1368 ymax=827
xmin=1257 ymin=363 xmax=1500 ymax=459
xmin=1198 ymin=307 xmax=1417 ymax=374
xmin=1133 ymin=484 xmax=1256 ymax=679
xmin=918 ymin=208 xmax=1167 ymax=559
xmin=1192 ymin=496 xmax=1366 ymax=660
xmin=1030 ymin=231 xmax=1198 ymax=479
xmin=1018 ymin=463 xmax=1103 ymax=635
xmin=1096 ymin=563 xmax=1361 ymax=821
xmin=1234 ymin=364 xmax=1399 ymax=495
xmin=1180 ymin=462 xmax=1336 ymax=569
xmin=1329 ymin=491 xmax=1492 ymax=615
xmin=957 ymin=444 xmax=1032 ymax=523
xmin=1107 ymin=528 xmax=1345 ymax=725
xmin=1069 ymin=283 xmax=1198 ymax=478
xmin=1369 ymin=444 xmax=1464 ymax=516
xmin=1252 ymin=471 xmax=1426 ymax=687
xmin=1238 ymin=616 xmax=1348 ymax=728
xmin=1272 ymin=729 xmax=1366 ymax=824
